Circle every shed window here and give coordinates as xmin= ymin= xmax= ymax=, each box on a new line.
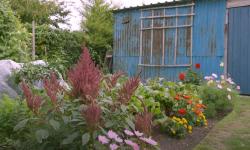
xmin=139 ymin=3 xmax=195 ymax=67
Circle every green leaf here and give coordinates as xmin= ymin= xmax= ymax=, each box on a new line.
xmin=126 ymin=118 xmax=135 ymax=130
xmin=35 ymin=129 xmax=49 ymax=143
xmin=62 ymin=132 xmax=79 ymax=145
xmin=104 ymin=121 xmax=114 ymax=128
xmin=14 ymin=119 xmax=29 ymax=131
xmin=121 ymin=104 xmax=127 ymax=112
xmin=82 ymin=133 xmax=90 ymax=146
xmin=49 ymin=119 xmax=60 ymax=130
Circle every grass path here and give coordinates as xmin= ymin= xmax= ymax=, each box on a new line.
xmin=194 ymin=96 xmax=250 ymax=150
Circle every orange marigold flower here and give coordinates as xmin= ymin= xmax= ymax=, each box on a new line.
xmin=175 ymin=95 xmax=180 ymax=100
xmin=194 ymin=109 xmax=202 ymax=116
xmin=196 ymin=104 xmax=207 ymax=109
xmin=187 ymin=100 xmax=193 ymax=105
xmin=183 ymin=95 xmax=191 ymax=99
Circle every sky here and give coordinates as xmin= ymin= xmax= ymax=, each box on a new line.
xmin=60 ymin=0 xmax=172 ymax=30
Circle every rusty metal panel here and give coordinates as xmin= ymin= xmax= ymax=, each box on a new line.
xmin=113 ymin=10 xmax=141 ymax=57
xmin=193 ymin=0 xmax=226 ymax=57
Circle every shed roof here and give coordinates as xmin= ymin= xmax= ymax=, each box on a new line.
xmin=113 ymin=0 xmax=193 ymax=13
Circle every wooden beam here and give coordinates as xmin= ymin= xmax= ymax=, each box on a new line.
xmin=32 ymin=20 xmax=36 ymax=60
xmin=227 ymin=0 xmax=250 ymax=8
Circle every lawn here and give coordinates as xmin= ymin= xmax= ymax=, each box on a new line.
xmin=194 ymin=96 xmax=250 ymax=150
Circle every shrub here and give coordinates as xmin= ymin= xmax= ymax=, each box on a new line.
xmin=0 ymin=95 xmax=29 ymax=148
xmin=200 ymin=74 xmax=239 ymax=118
xmin=12 ymin=63 xmax=63 ymax=85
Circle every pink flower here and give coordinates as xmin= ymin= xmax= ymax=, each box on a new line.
xmin=237 ymin=86 xmax=241 ymax=90
xmin=110 ymin=144 xmax=119 ymax=150
xmin=98 ymin=135 xmax=109 ymax=144
xmin=107 ymin=130 xmax=118 ymax=139
xmin=115 ymin=137 xmax=123 ymax=143
xmin=124 ymin=129 xmax=134 ymax=136
xmin=125 ymin=140 xmax=140 ymax=150
xmin=140 ymin=137 xmax=158 ymax=146
xmin=135 ymin=131 xmax=143 ymax=137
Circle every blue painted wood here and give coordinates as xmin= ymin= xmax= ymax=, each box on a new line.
xmin=113 ymin=0 xmax=226 ymax=81
xmin=228 ymin=6 xmax=250 ymax=95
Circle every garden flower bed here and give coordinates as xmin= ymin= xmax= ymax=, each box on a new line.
xmin=0 ymin=48 xmax=240 ymax=150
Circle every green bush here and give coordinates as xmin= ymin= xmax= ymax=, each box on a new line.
xmin=201 ymin=86 xmax=233 ymax=118
xmin=12 ymin=63 xmax=62 ymax=85
xmin=0 ymin=95 xmax=29 ymax=147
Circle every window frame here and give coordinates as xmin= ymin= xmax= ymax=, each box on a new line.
xmin=139 ymin=3 xmax=195 ymax=67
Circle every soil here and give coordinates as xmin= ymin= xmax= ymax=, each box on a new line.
xmin=153 ymin=119 xmax=218 ymax=150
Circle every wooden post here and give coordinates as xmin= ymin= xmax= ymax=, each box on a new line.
xmin=32 ymin=20 xmax=36 ymax=60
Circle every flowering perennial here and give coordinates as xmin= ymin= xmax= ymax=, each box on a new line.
xmin=68 ymin=47 xmax=101 ymax=101
xmin=43 ymin=72 xmax=62 ymax=106
xmin=118 ymin=76 xmax=140 ymax=104
xmin=21 ymin=81 xmax=43 ymax=114
xmin=81 ymin=103 xmax=101 ymax=130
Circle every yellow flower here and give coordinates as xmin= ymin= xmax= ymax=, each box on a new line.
xmin=184 ymin=124 xmax=188 ymax=128
xmin=188 ymin=126 xmax=192 ymax=131
xmin=188 ymin=130 xmax=192 ymax=134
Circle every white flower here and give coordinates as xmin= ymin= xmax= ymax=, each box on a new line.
xmin=237 ymin=86 xmax=241 ymax=90
xmin=212 ymin=73 xmax=218 ymax=79
xmin=220 ymin=62 xmax=224 ymax=67
xmin=207 ymin=80 xmax=214 ymax=86
xmin=116 ymin=83 xmax=121 ymax=87
xmin=217 ymin=84 xmax=223 ymax=89
xmin=227 ymin=95 xmax=232 ymax=100
xmin=204 ymin=76 xmax=211 ymax=80
xmin=220 ymin=75 xmax=225 ymax=80
xmin=227 ymin=88 xmax=232 ymax=92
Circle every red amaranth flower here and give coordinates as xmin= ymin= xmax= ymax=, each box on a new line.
xmin=82 ymin=103 xmax=102 ymax=130
xmin=179 ymin=73 xmax=185 ymax=81
xmin=106 ymin=71 xmax=124 ymax=88
xmin=68 ymin=47 xmax=101 ymax=102
xmin=135 ymin=110 xmax=152 ymax=136
xmin=195 ymin=63 xmax=201 ymax=69
xmin=43 ymin=72 xmax=62 ymax=106
xmin=118 ymin=76 xmax=140 ymax=105
xmin=178 ymin=108 xmax=187 ymax=116
xmin=21 ymin=81 xmax=42 ymax=114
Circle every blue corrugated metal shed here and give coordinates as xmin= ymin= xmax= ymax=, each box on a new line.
xmin=113 ymin=0 xmax=227 ymax=81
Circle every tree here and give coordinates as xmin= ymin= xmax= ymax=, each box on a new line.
xmin=0 ymin=0 xmax=30 ymax=62
xmin=81 ymin=0 xmax=114 ymax=65
xmin=8 ymin=0 xmax=70 ymax=28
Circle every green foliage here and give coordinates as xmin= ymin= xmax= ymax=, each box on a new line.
xmin=0 ymin=0 xmax=30 ymax=62
xmin=200 ymin=86 xmax=233 ymax=118
xmin=12 ymin=63 xmax=63 ymax=85
xmin=26 ymin=25 xmax=85 ymax=68
xmin=81 ymin=0 xmax=114 ymax=64
xmin=184 ymin=69 xmax=202 ymax=85
xmin=8 ymin=0 xmax=70 ymax=28
xmin=0 ymin=95 xmax=29 ymax=147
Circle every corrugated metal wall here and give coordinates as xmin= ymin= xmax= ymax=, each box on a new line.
xmin=113 ymin=0 xmax=226 ymax=80
xmin=228 ymin=6 xmax=250 ymax=95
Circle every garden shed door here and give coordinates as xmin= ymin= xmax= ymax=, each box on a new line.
xmin=227 ymin=2 xmax=250 ymax=95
